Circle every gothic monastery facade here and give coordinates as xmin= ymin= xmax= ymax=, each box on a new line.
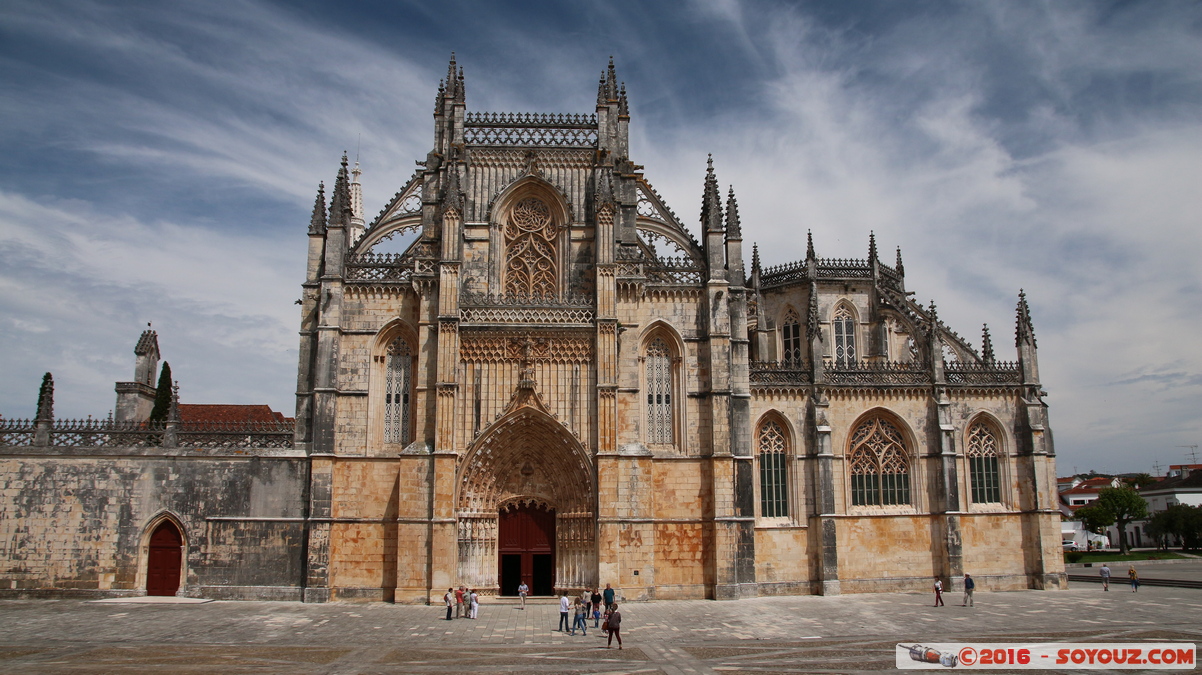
xmin=0 ymin=58 xmax=1065 ymax=601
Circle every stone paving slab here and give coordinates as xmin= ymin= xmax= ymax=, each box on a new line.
xmin=0 ymin=583 xmax=1199 ymax=673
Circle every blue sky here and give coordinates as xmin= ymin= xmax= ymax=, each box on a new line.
xmin=1 ymin=0 xmax=1200 ymax=474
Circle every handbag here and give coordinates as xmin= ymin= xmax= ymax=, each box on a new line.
xmin=601 ymin=619 xmax=609 ymax=631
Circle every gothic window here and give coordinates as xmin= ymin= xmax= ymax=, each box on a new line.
xmin=849 ymin=417 xmax=910 ymax=506
xmin=645 ymin=337 xmax=674 ymax=445
xmin=504 ymin=197 xmax=557 ymax=298
xmin=758 ymin=420 xmax=789 ymax=518
xmin=384 ymin=336 xmax=412 ymax=445
xmin=967 ymin=423 xmax=1002 ymax=503
xmin=833 ymin=305 xmax=856 ymax=368
xmin=781 ymin=309 xmax=802 ymax=366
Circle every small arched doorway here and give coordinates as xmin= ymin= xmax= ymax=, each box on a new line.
xmin=498 ymin=502 xmax=555 ymax=596
xmin=146 ymin=521 xmax=183 ymax=596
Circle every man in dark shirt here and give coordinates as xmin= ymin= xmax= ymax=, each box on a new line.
xmin=603 ymin=583 xmax=615 ymax=609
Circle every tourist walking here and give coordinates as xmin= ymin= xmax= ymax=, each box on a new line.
xmin=603 ymin=583 xmax=615 ymax=610
xmin=1100 ymin=564 xmax=1111 ymax=591
xmin=455 ymin=586 xmax=465 ymax=617
xmin=469 ymin=588 xmax=479 ymax=619
xmin=571 ymin=598 xmax=587 ymax=636
xmin=591 ymin=588 xmax=603 ymax=627
xmin=933 ymin=578 xmax=944 ymax=607
xmin=605 ymin=603 xmax=623 ymax=649
xmin=444 ymin=588 xmax=454 ymax=621
xmin=518 ymin=581 xmax=529 ymax=610
xmin=962 ymin=574 xmax=975 ymax=607
xmin=1128 ymin=566 xmax=1139 ymax=592
xmin=558 ymin=592 xmax=571 ymax=632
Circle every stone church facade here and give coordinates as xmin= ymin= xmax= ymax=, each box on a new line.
xmin=0 ymin=58 xmax=1065 ymax=602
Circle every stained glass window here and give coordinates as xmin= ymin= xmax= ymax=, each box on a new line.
xmin=384 ymin=336 xmax=412 ymax=445
xmin=759 ymin=420 xmax=789 ymax=518
xmin=833 ymin=305 xmax=856 ymax=368
xmin=781 ymin=309 xmax=802 ymax=366
xmin=645 ymin=337 xmax=674 ymax=444
xmin=849 ymin=417 xmax=910 ymax=506
xmin=967 ymin=423 xmax=1001 ymax=503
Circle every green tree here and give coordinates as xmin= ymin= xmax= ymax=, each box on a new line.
xmin=1074 ymin=503 xmax=1115 ymax=543
xmin=35 ymin=372 xmax=53 ymax=419
xmin=1122 ymin=473 xmax=1158 ymax=489
xmin=1094 ymin=486 xmax=1149 ymax=555
xmin=148 ymin=362 xmax=173 ymax=423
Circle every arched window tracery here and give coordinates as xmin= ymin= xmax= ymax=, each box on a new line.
xmin=967 ymin=422 xmax=1001 ymax=504
xmin=833 ymin=305 xmax=856 ymax=368
xmin=758 ymin=419 xmax=789 ymax=518
xmin=384 ymin=336 xmax=413 ymax=445
xmin=849 ymin=417 xmax=910 ymax=506
xmin=781 ymin=309 xmax=802 ymax=366
xmin=645 ymin=337 xmax=674 ymax=445
xmin=504 ymin=197 xmax=557 ymax=298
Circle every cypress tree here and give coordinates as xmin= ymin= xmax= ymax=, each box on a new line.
xmin=149 ymin=362 xmax=173 ymax=423
xmin=35 ymin=372 xmax=53 ymax=419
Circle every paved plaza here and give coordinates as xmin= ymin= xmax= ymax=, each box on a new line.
xmin=0 ymin=579 xmax=1200 ymax=674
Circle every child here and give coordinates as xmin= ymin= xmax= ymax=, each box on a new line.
xmin=571 ymin=597 xmax=587 ymax=635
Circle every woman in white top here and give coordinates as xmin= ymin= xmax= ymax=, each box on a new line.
xmin=469 ymin=589 xmax=479 ymax=619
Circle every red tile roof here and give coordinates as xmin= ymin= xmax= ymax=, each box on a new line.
xmin=178 ymin=404 xmax=292 ymax=424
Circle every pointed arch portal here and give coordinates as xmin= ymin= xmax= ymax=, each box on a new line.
xmin=456 ymin=402 xmax=596 ymax=594
xmin=146 ymin=521 xmax=183 ymax=596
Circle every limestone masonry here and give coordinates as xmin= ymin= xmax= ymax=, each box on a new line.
xmin=0 ymin=57 xmax=1064 ymax=602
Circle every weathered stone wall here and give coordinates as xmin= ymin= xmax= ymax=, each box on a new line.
xmin=0 ymin=452 xmax=306 ymax=598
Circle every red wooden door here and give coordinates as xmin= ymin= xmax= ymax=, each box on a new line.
xmin=498 ymin=504 xmax=555 ymax=595
xmin=146 ymin=522 xmax=182 ymax=596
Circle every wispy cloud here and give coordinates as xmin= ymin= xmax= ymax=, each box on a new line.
xmin=1 ymin=0 xmax=1200 ymax=473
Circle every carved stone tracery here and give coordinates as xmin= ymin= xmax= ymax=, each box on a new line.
xmin=504 ymin=197 xmax=558 ymax=298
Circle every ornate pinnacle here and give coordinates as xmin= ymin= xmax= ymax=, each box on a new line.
xmin=618 ymin=83 xmax=629 ymax=116
xmin=806 ymin=284 xmax=820 ymax=342
xmin=725 ymin=186 xmax=742 ymax=241
xmin=167 ymin=381 xmax=181 ymax=423
xmin=928 ymin=300 xmax=939 ymax=326
xmin=868 ymin=231 xmax=878 ymax=262
xmin=436 ymin=79 xmax=445 ymax=112
xmin=605 ymin=55 xmax=618 ymax=100
xmin=981 ymin=324 xmax=995 ymax=364
xmin=328 ymin=153 xmax=351 ymax=226
xmin=701 ymin=155 xmax=723 ymax=233
xmin=895 ymin=246 xmax=904 ymax=276
xmin=456 ymin=66 xmax=465 ymax=104
xmin=1015 ymin=289 xmax=1036 ymax=348
xmin=597 ymin=72 xmax=606 ymax=105
xmin=594 ymin=168 xmax=616 ymax=208
xmin=442 ymin=166 xmax=463 ymax=212
xmin=751 ymin=243 xmax=761 ymax=275
xmin=806 ymin=230 xmax=816 ymax=261
xmin=308 ymin=182 xmax=326 ymax=235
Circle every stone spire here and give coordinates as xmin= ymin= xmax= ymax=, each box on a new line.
xmin=443 ymin=52 xmax=464 ymax=104
xmin=167 ymin=381 xmax=181 ymax=423
xmin=895 ymin=246 xmax=904 ymax=276
xmin=806 ymin=230 xmax=816 ymax=261
xmin=751 ymin=243 xmax=761 ymax=285
xmin=868 ymin=231 xmax=878 ymax=263
xmin=725 ymin=186 xmax=742 ymax=241
xmin=701 ymin=155 xmax=723 ymax=234
xmin=605 ymin=56 xmax=618 ymax=101
xmin=1015 ymin=289 xmax=1036 ymax=348
xmin=981 ymin=324 xmax=995 ymax=364
xmin=327 ymin=153 xmax=351 ymax=228
xmin=350 ymin=162 xmax=364 ymax=224
xmin=308 ymin=182 xmax=326 ymax=235
xmin=618 ymin=83 xmax=629 ymax=116
xmin=442 ymin=164 xmax=464 ymax=213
